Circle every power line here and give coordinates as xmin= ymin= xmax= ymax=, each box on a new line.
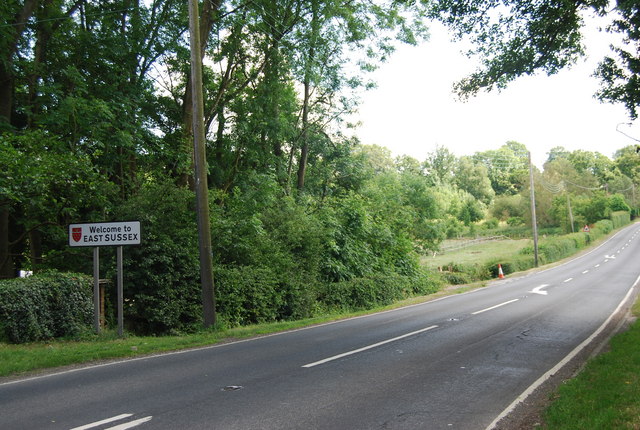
xmin=538 ymin=177 xmax=565 ymax=194
xmin=0 ymin=6 xmax=138 ymax=29
xmin=563 ymin=179 xmax=602 ymax=191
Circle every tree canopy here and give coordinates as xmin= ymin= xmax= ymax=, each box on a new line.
xmin=428 ymin=0 xmax=640 ymax=119
xmin=1 ymin=1 xmax=638 ymax=335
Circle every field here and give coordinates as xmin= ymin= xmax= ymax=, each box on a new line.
xmin=423 ymin=237 xmax=532 ymax=268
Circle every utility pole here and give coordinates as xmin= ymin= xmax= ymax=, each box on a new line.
xmin=567 ymin=192 xmax=575 ymax=233
xmin=528 ymin=152 xmax=539 ymax=267
xmin=188 ymin=0 xmax=216 ymax=327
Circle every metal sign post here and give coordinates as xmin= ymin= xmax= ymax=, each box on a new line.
xmin=69 ymin=221 xmax=141 ymax=336
xmin=117 ymin=246 xmax=124 ymax=337
xmin=93 ymin=247 xmax=100 ymax=333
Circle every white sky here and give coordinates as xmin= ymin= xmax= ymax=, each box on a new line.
xmin=351 ymin=17 xmax=640 ymax=169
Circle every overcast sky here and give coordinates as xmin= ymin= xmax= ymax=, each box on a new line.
xmin=351 ymin=15 xmax=640 ymax=168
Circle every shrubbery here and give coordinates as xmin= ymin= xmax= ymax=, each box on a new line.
xmin=112 ymin=182 xmax=202 ymax=335
xmin=319 ymin=271 xmax=441 ymax=311
xmin=78 ymin=178 xmax=438 ymax=334
xmin=8 ymin=178 xmax=627 ymax=339
xmin=0 ymin=271 xmax=92 ymax=343
xmin=215 ymin=265 xmax=287 ymax=326
xmin=436 ymin=212 xmax=632 ymax=284
xmin=610 ymin=211 xmax=631 ymax=229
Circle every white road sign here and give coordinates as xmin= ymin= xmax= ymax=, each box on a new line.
xmin=69 ymin=221 xmax=141 ymax=247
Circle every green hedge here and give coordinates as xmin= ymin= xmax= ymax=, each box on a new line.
xmin=595 ymin=219 xmax=613 ymax=234
xmin=318 ymin=271 xmax=441 ymax=312
xmin=486 ymin=256 xmax=536 ymax=277
xmin=611 ymin=211 xmax=631 ymax=229
xmin=0 ymin=271 xmax=93 ymax=343
xmin=214 ymin=267 xmax=442 ymax=326
xmin=215 ymin=266 xmax=285 ymax=326
xmin=515 ymin=219 xmax=619 ymax=266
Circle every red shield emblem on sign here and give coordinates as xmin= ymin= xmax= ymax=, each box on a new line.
xmin=72 ymin=227 xmax=82 ymax=242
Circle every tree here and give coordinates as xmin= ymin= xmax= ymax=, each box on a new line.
xmin=578 ymin=191 xmax=610 ymax=224
xmin=458 ymin=198 xmax=484 ymax=226
xmin=0 ymin=0 xmax=188 ymax=278
xmin=0 ymin=0 xmax=38 ymax=131
xmin=490 ymin=194 xmax=526 ymax=222
xmin=291 ymin=0 xmax=429 ymax=190
xmin=474 ymin=142 xmax=529 ymax=195
xmin=546 ymin=146 xmax=571 ymax=164
xmin=594 ymin=0 xmax=640 ymax=119
xmin=609 ymin=193 xmax=631 ymax=212
xmin=1 ymin=131 xmax=115 ymax=277
xmin=428 ymin=0 xmax=640 ymax=119
xmin=614 ymin=145 xmax=640 ymax=184
xmin=567 ymin=150 xmax=615 ymax=186
xmin=454 ymin=156 xmax=495 ymax=205
xmin=423 ymin=145 xmax=456 ymax=185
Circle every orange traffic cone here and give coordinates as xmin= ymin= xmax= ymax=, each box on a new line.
xmin=498 ymin=264 xmax=505 ymax=279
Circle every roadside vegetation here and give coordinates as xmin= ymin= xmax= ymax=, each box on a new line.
xmin=542 ymin=299 xmax=640 ymax=429
xmin=0 ymin=223 xmax=634 ymax=375
xmin=2 ymin=1 xmax=640 ymax=425
xmin=2 ymin=222 xmax=640 ymax=430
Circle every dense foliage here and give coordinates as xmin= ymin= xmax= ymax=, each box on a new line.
xmin=0 ymin=271 xmax=92 ymax=343
xmin=429 ymin=0 xmax=640 ymax=120
xmin=1 ymin=1 xmax=638 ymax=338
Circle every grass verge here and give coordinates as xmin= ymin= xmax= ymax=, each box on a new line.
xmin=0 ymin=316 xmax=334 ymax=378
xmin=0 ymin=302 xmax=445 ymax=379
xmin=541 ymin=299 xmax=640 ymax=429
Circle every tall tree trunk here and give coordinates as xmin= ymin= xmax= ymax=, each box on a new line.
xmin=0 ymin=207 xmax=12 ymax=279
xmin=0 ymin=1 xmax=39 ymax=278
xmin=297 ymin=79 xmax=311 ymax=190
xmin=296 ymin=0 xmax=319 ymax=191
xmin=29 ymin=230 xmax=43 ymax=272
xmin=1 ymin=0 xmax=38 ymax=128
xmin=0 ymin=68 xmax=13 ymax=130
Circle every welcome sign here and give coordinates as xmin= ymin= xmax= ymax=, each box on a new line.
xmin=68 ymin=221 xmax=141 ymax=247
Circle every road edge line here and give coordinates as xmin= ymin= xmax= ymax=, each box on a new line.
xmin=485 ymin=273 xmax=640 ymax=430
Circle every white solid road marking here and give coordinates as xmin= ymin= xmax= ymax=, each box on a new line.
xmin=302 ymin=325 xmax=438 ymax=368
xmin=529 ymin=285 xmax=549 ymax=296
xmin=105 ymin=416 xmax=153 ymax=430
xmin=70 ymin=414 xmax=152 ymax=430
xmin=487 ymin=274 xmax=640 ymax=430
xmin=471 ymin=299 xmax=519 ymax=315
xmin=70 ymin=414 xmax=133 ymax=430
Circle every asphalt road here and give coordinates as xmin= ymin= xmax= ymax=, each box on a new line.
xmin=2 ymin=223 xmax=640 ymax=430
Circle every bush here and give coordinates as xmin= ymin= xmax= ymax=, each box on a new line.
xmin=538 ymin=237 xmax=579 ymax=263
xmin=507 ymin=216 xmax=525 ymax=226
xmin=594 ymin=219 xmax=613 ymax=235
xmin=320 ymin=275 xmax=405 ymax=310
xmin=441 ymin=271 xmax=473 ymax=285
xmin=0 ymin=271 xmax=92 ymax=343
xmin=318 ymin=272 xmax=440 ymax=312
xmin=610 ymin=211 xmax=631 ymax=229
xmin=485 ymin=258 xmax=535 ymax=277
xmin=215 ymin=265 xmax=285 ymax=326
xmin=409 ymin=270 xmax=444 ymax=296
xmin=113 ymin=182 xmax=202 ymax=335
xmin=483 ymin=218 xmax=499 ymax=229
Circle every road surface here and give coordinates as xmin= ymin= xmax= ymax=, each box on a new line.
xmin=2 ymin=223 xmax=639 ymax=430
